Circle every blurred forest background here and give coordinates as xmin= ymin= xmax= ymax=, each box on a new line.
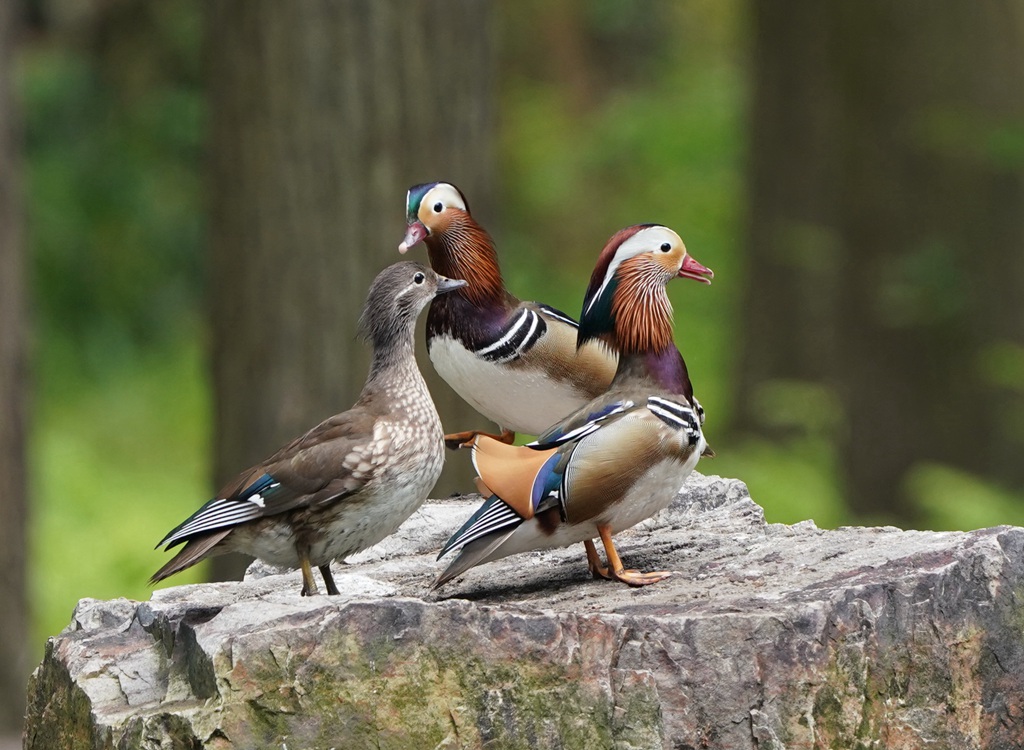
xmin=1 ymin=0 xmax=1023 ymax=729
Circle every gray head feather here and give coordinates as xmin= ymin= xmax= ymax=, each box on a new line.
xmin=359 ymin=262 xmax=464 ymax=349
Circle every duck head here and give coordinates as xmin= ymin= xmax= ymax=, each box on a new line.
xmin=398 ymin=181 xmax=505 ymax=306
xmin=578 ymin=224 xmax=712 ymax=355
xmin=360 ymin=262 xmax=466 ymax=344
xmin=399 ymin=182 xmax=473 ymax=253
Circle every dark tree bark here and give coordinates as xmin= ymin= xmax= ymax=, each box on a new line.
xmin=739 ymin=1 xmax=1024 ymax=521
xmin=207 ymin=0 xmax=495 ymax=579
xmin=0 ymin=0 xmax=28 ymax=731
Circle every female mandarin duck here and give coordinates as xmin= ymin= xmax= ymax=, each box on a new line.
xmin=433 ymin=224 xmax=713 ymax=589
xmin=152 ymin=263 xmax=466 ymax=596
xmin=399 ymin=181 xmax=618 ymax=448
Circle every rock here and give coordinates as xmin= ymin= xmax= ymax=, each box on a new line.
xmin=23 ymin=473 xmax=1024 ymax=749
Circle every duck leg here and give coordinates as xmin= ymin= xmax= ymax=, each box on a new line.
xmin=596 ymin=524 xmax=672 ymax=587
xmin=584 ymin=539 xmax=612 ymax=580
xmin=298 ymin=547 xmax=319 ymax=596
xmin=444 ymin=428 xmax=516 ymax=450
xmin=319 ymin=564 xmax=341 ymax=596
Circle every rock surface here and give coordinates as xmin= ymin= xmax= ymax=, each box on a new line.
xmin=23 ymin=474 xmax=1024 ymax=749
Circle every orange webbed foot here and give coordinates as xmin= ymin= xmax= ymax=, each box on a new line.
xmin=611 ymin=569 xmax=673 ymax=587
xmin=591 ymin=525 xmax=673 ymax=588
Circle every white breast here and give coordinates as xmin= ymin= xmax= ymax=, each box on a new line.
xmin=429 ymin=335 xmax=591 ymax=435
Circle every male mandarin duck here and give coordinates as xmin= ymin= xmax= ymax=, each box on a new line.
xmin=433 ymin=224 xmax=714 ymax=589
xmin=399 ymin=181 xmax=618 ymax=448
xmin=152 ymin=262 xmax=466 ymax=595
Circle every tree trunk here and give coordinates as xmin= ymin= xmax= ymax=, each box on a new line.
xmin=739 ymin=0 xmax=1024 ymax=521
xmin=207 ymin=0 xmax=495 ymax=580
xmin=0 ymin=0 xmax=28 ymax=731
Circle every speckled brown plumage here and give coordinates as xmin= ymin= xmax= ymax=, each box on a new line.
xmin=152 ymin=262 xmax=465 ymax=595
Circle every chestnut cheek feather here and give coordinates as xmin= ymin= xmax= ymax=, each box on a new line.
xmin=425 ymin=209 xmax=459 ymax=237
xmin=610 ymin=263 xmax=675 ymax=354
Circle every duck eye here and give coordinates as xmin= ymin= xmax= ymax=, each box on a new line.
xmin=660 ymin=243 xmax=672 ymax=252
xmin=413 ymin=272 xmax=426 ymax=284
xmin=433 ymin=202 xmax=443 ymax=213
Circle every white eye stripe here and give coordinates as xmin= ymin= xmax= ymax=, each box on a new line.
xmin=398 ymin=276 xmax=431 ymax=297
xmin=422 ymin=183 xmax=466 ymax=214
xmin=586 ymin=226 xmax=681 ymax=315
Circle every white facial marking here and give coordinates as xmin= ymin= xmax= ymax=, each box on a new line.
xmin=586 ymin=226 xmax=683 ymax=315
xmin=421 ymin=183 xmax=467 ymax=218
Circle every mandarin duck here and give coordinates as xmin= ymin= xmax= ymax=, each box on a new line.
xmin=399 ymin=181 xmax=619 ymax=448
xmin=152 ymin=262 xmax=466 ymax=595
xmin=433 ymin=225 xmax=713 ymax=589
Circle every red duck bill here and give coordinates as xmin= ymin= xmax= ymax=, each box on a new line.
xmin=399 ymin=222 xmax=428 ymax=254
xmin=679 ymin=254 xmax=714 ymax=284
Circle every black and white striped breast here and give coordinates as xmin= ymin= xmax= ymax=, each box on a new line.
xmin=473 ymin=308 xmax=548 ymax=363
xmin=646 ymin=395 xmax=702 ymax=447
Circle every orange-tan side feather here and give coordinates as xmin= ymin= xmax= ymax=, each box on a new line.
xmin=471 ymin=436 xmax=558 ymax=519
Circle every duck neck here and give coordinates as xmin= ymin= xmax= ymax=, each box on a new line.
xmin=613 ymin=345 xmax=694 ymax=400
xmin=426 ymin=215 xmax=507 ymax=308
xmin=363 ymin=328 xmax=420 ymax=394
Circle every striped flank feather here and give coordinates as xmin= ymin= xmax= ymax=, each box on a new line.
xmin=536 ymin=303 xmax=579 ymax=328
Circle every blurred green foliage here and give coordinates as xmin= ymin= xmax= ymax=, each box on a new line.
xmin=20 ymin=0 xmax=1021 ymax=654
xmin=23 ymin=0 xmax=208 ymax=653
xmin=26 ymin=2 xmax=203 ymax=373
xmin=31 ymin=337 xmax=210 ymax=646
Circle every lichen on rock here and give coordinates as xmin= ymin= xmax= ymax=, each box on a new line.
xmin=23 ymin=474 xmax=1024 ymax=749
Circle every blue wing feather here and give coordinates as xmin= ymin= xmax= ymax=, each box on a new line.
xmin=529 ymin=400 xmax=633 ymax=449
xmin=530 ymin=452 xmax=564 ymax=511
xmin=237 ymin=473 xmax=278 ymax=502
